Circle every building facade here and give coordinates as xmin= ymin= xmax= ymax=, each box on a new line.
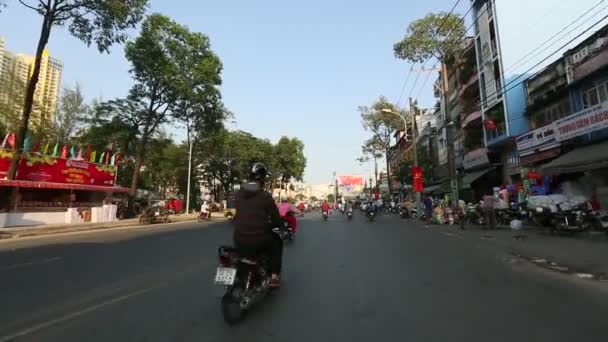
xmin=0 ymin=36 xmax=63 ymax=130
xmin=471 ymin=0 xmax=529 ymax=185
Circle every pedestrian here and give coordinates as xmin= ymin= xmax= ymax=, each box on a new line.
xmin=423 ymin=195 xmax=433 ymax=222
xmin=482 ymin=193 xmax=498 ymax=230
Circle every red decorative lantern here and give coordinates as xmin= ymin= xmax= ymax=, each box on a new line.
xmin=412 ymin=166 xmax=424 ymax=193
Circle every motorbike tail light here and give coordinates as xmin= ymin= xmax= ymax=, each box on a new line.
xmin=219 ymin=254 xmax=232 ymax=266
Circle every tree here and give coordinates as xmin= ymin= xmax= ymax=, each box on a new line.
xmin=52 ymin=83 xmax=87 ymax=143
xmin=273 ymin=137 xmax=306 ymax=197
xmin=104 ymin=13 xmax=223 ymax=195
xmin=327 ymin=194 xmax=335 ymax=203
xmin=359 ymin=96 xmax=407 ymax=194
xmin=6 ymin=0 xmax=148 ymax=180
xmin=358 ymin=136 xmax=384 ymax=190
xmin=309 ymin=196 xmax=318 ymax=202
xmin=393 ymin=12 xmax=465 ymax=63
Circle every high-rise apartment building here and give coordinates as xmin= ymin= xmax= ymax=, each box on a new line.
xmin=0 ymin=36 xmax=63 ymax=129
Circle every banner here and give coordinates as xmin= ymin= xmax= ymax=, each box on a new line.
xmin=0 ymin=150 xmax=117 ymax=186
xmin=337 ymin=175 xmax=364 ymax=194
xmin=554 ymin=102 xmax=608 ymax=141
xmin=412 ymin=166 xmax=424 ymax=193
xmin=516 ymin=124 xmax=560 ymax=156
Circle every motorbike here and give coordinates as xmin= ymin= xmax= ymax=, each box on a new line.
xmin=464 ymin=203 xmax=484 ymax=226
xmin=280 ymin=212 xmax=295 ymax=242
xmin=322 ymin=211 xmax=329 ymax=221
xmin=589 ymin=210 xmax=608 ymax=232
xmin=366 ymin=210 xmax=376 ymax=222
xmin=549 ymin=203 xmax=591 ymax=235
xmin=215 ymin=228 xmax=284 ymax=325
xmin=346 ymin=209 xmax=353 ymax=220
xmin=138 ymin=206 xmax=170 ymax=224
xmin=197 ymin=211 xmax=211 ymax=222
xmin=400 ymin=207 xmax=418 ymax=219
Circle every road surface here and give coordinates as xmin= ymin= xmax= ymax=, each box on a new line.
xmin=1 ymin=212 xmax=608 ymax=341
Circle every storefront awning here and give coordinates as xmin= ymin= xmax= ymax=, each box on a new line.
xmin=461 ymin=167 xmax=495 ymax=189
xmin=0 ymin=179 xmax=130 ymax=193
xmin=541 ymin=140 xmax=608 ymax=175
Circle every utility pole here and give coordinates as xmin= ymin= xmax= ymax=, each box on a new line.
xmin=409 ymin=97 xmax=422 ymax=219
xmin=185 ymin=120 xmax=193 ymax=215
xmin=334 ymin=171 xmax=339 ymax=203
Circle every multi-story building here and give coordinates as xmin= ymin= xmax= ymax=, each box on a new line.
xmin=470 ymin=0 xmax=529 ymax=185
xmin=0 ymin=36 xmax=63 ymax=130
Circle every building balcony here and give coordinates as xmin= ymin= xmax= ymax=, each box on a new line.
xmin=485 ymin=121 xmax=508 ymax=146
xmin=462 ymin=110 xmax=482 ymax=129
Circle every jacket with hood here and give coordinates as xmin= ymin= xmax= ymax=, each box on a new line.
xmin=233 ymin=182 xmax=282 ymax=243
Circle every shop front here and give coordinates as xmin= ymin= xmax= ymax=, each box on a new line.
xmin=0 ymin=149 xmax=129 ymax=228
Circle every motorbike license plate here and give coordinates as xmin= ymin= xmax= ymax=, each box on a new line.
xmin=214 ymin=267 xmax=237 ymax=285
xmin=154 ymin=211 xmax=160 ymax=216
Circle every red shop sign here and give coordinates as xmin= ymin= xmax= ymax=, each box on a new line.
xmin=0 ymin=150 xmax=116 ymax=186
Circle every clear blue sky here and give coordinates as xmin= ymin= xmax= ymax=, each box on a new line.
xmin=1 ymin=0 xmax=603 ymax=183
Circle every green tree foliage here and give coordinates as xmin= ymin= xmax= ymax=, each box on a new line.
xmin=51 ymin=83 xmax=88 ymax=143
xmin=273 ymin=136 xmax=306 ymax=188
xmin=359 ymin=96 xmax=408 ymax=194
xmin=6 ymin=0 xmax=148 ymax=180
xmin=393 ymin=12 xmax=465 ymax=63
xmin=327 ymin=194 xmax=335 ymax=203
xmin=100 ymin=13 xmax=223 ymax=195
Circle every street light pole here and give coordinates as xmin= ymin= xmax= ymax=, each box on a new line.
xmin=382 ymin=104 xmax=422 ymax=218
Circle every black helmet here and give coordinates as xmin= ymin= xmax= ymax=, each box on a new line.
xmin=249 ymin=162 xmax=270 ymax=181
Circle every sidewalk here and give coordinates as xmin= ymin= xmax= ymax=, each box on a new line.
xmin=430 ymin=222 xmax=608 ymax=280
xmin=0 ymin=212 xmax=226 ymax=240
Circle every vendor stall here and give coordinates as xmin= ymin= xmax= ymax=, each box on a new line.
xmin=0 ymin=148 xmax=128 ymax=228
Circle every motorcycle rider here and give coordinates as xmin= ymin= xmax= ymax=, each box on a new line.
xmin=279 ymin=197 xmax=298 ymax=234
xmin=233 ymin=163 xmax=284 ymax=288
xmin=321 ymin=200 xmax=331 ymax=216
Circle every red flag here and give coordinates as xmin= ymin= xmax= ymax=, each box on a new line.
xmin=84 ymin=145 xmax=92 ymax=161
xmin=104 ymin=151 xmax=111 ymax=164
xmin=412 ymin=166 xmax=424 ymax=193
xmin=484 ymin=119 xmax=496 ymax=130
xmin=114 ymin=153 xmax=121 ymax=165
xmin=7 ymin=133 xmax=16 ymax=148
xmin=60 ymin=144 xmax=68 ymax=159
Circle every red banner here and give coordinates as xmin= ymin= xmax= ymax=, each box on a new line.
xmin=412 ymin=166 xmax=424 ymax=193
xmin=0 ymin=150 xmax=117 ymax=186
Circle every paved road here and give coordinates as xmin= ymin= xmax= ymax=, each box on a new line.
xmin=1 ymin=212 xmax=608 ymax=341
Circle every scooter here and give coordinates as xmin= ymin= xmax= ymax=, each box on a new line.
xmin=346 ymin=209 xmax=353 ymax=220
xmin=215 ymin=227 xmax=285 ymax=325
xmin=322 ymin=211 xmax=329 ymax=221
xmin=549 ymin=203 xmax=591 ymax=235
xmin=366 ymin=211 xmax=376 ymax=222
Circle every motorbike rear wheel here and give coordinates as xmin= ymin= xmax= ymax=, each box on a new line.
xmin=221 ymin=293 xmax=244 ymax=325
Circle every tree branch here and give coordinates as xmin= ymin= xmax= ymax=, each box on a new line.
xmin=18 ymin=0 xmax=42 ymax=13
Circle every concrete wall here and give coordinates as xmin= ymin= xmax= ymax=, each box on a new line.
xmin=0 ymin=211 xmax=66 ymax=228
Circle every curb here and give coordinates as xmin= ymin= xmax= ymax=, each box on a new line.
xmin=0 ymin=214 xmax=226 ymax=241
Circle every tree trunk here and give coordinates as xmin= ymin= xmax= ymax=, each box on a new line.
xmin=130 ymin=127 xmax=151 ymax=196
xmin=7 ymin=15 xmax=53 ymax=180
xmin=385 ymin=149 xmax=393 ymax=195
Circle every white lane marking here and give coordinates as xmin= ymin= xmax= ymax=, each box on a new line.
xmin=0 ymin=285 xmax=160 ymax=342
xmin=0 ymin=257 xmax=62 ymax=271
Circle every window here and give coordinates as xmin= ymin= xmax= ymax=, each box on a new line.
xmin=583 ymin=79 xmax=608 ymax=108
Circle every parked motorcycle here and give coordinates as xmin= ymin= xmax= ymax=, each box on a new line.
xmin=197 ymin=211 xmax=211 ymax=222
xmin=138 ymin=206 xmax=170 ymax=224
xmin=549 ymin=203 xmax=591 ymax=235
xmin=215 ymin=228 xmax=285 ymax=325
xmin=464 ymin=203 xmax=485 ymax=226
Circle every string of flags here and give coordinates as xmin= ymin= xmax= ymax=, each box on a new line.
xmin=0 ymin=132 xmax=122 ymax=166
